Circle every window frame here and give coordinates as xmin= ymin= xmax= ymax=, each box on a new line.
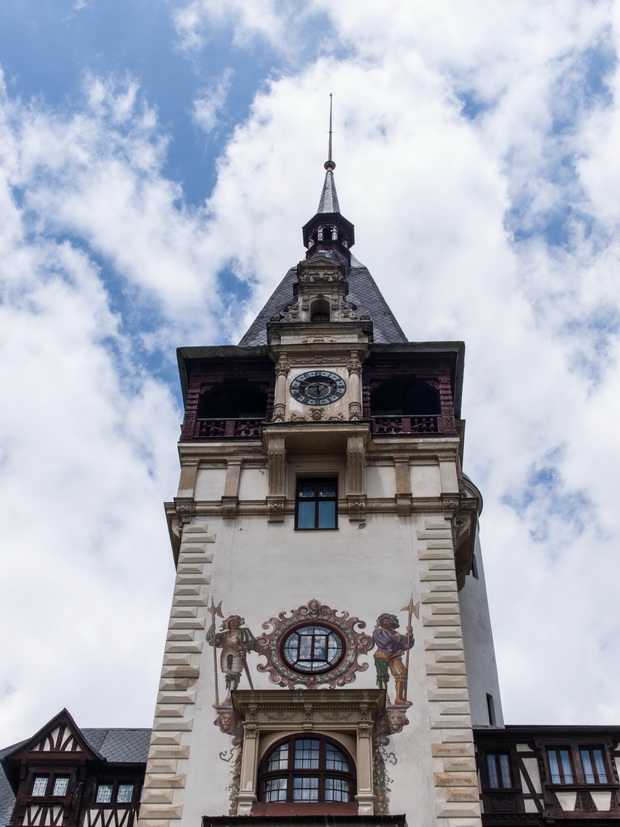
xmin=546 ymin=747 xmax=575 ymax=785
xmin=484 ymin=751 xmax=515 ymax=790
xmin=579 ymin=746 xmax=609 ymax=785
xmin=258 ymin=734 xmax=356 ymax=805
xmin=94 ymin=780 xmax=137 ymax=805
xmin=30 ymin=773 xmax=72 ymax=799
xmin=294 ymin=477 xmax=338 ymax=531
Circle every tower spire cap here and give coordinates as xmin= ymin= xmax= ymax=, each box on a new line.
xmin=317 ymin=93 xmax=340 ymax=212
xmin=324 ymin=93 xmax=336 ymax=171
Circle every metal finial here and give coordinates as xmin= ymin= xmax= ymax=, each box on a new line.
xmin=324 ymin=93 xmax=335 ymax=171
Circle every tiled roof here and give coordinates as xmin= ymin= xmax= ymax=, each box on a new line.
xmin=81 ymin=728 xmax=151 ymax=763
xmin=317 ymin=169 xmax=340 ymax=213
xmin=238 ymin=256 xmax=407 ymax=347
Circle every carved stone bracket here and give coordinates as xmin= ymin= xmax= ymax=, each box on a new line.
xmin=174 ymin=497 xmax=196 ymax=524
xmin=347 ymin=494 xmax=367 ymax=522
xmin=266 ymin=495 xmax=285 ymax=523
xmin=442 ymin=494 xmax=480 ymax=588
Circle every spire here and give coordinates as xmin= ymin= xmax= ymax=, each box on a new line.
xmin=317 ymin=94 xmax=340 ymax=214
xmin=302 ymin=94 xmax=354 ymax=262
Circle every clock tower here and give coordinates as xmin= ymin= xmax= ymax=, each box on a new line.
xmin=137 ymin=143 xmax=502 ymax=827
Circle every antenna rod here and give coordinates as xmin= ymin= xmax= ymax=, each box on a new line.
xmin=328 ymin=92 xmax=333 ymax=163
xmin=325 ymin=93 xmax=335 ymax=171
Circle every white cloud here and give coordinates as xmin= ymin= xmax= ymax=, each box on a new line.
xmin=192 ymin=70 xmax=231 ymax=134
xmin=177 ymin=3 xmax=620 ymax=724
xmin=3 ymin=0 xmax=620 ymax=743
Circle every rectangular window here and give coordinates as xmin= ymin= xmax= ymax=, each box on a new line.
xmin=295 ymin=479 xmax=337 ymax=530
xmin=548 ymin=748 xmax=574 ymax=784
xmin=116 ymin=785 xmax=134 ymax=803
xmin=32 ymin=776 xmax=49 ymax=797
xmin=52 ymin=777 xmax=69 ymax=797
xmin=96 ymin=784 xmax=114 ymax=804
xmin=486 ymin=753 xmax=513 ymax=789
xmin=580 ymin=748 xmax=608 ymax=784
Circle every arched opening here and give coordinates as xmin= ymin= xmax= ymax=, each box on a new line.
xmin=197 ymin=379 xmax=267 ymax=419
xmin=370 ymin=377 xmax=440 ymax=416
xmin=258 ymin=734 xmax=355 ymax=804
xmin=310 ymin=300 xmax=330 ymax=323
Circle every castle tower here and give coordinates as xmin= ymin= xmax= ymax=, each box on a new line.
xmin=137 ymin=134 xmax=502 ymax=827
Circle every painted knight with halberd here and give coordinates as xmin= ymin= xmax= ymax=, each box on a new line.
xmin=373 ymin=612 xmax=415 ymax=707
xmin=207 ymin=614 xmax=256 ymax=696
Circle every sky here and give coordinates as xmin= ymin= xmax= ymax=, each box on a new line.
xmin=1 ymin=0 xmax=620 ymax=746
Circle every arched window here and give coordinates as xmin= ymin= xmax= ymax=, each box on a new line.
xmin=310 ymin=300 xmax=330 ymax=323
xmin=258 ymin=735 xmax=355 ymax=804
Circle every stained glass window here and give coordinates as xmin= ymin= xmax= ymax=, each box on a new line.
xmin=282 ymin=624 xmax=344 ymax=674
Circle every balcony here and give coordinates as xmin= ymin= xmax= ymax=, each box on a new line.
xmin=193 ymin=418 xmax=264 ymax=438
xmin=371 ymin=415 xmax=439 ymax=435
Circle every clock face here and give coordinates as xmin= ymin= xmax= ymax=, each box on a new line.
xmin=290 ymin=370 xmax=346 ymax=405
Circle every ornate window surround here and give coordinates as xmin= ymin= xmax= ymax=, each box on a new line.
xmin=232 ymin=689 xmax=384 ymax=816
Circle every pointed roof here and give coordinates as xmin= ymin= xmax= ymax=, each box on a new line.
xmin=317 ymin=168 xmax=340 ymax=213
xmin=238 ymin=255 xmax=407 ymax=346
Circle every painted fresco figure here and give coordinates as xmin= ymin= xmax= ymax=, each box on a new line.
xmin=373 ymin=612 xmax=414 ymax=707
xmin=207 ymin=614 xmax=256 ymax=697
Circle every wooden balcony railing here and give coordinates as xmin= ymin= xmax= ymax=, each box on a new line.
xmin=194 ymin=418 xmax=264 ymax=438
xmin=371 ymin=415 xmax=440 ymax=435
xmin=189 ymin=415 xmax=447 ymax=439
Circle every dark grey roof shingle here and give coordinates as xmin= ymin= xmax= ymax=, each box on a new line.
xmin=238 ymin=256 xmax=407 ymax=347
xmin=81 ymin=729 xmax=151 ymax=763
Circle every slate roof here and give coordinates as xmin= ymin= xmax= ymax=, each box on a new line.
xmin=317 ymin=169 xmax=340 ymax=213
xmin=238 ymin=255 xmax=407 ymax=347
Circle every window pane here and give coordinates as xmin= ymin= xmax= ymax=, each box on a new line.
xmin=292 ymin=776 xmax=319 ymax=802
xmin=325 ymin=777 xmax=349 ymax=802
xmin=325 ymin=743 xmax=349 ymax=772
xmin=593 ymin=750 xmax=607 ymax=783
xmin=581 ymin=750 xmax=595 ymax=783
xmin=298 ymin=482 xmax=317 ymax=498
xmin=499 ymin=754 xmax=512 ymax=788
xmin=117 ymin=785 xmax=134 ymax=803
xmin=294 ymin=739 xmax=320 ymax=769
xmin=297 ymin=501 xmax=315 ymax=529
xmin=96 ymin=784 xmax=113 ymax=804
xmin=318 ymin=500 xmax=336 ymax=528
xmin=264 ymin=778 xmax=287 ymax=802
xmin=52 ymin=777 xmax=69 ymax=796
xmin=559 ymin=750 xmax=573 ymax=784
xmin=267 ymin=744 xmax=289 ymax=772
xmin=487 ymin=755 xmax=499 ymax=788
xmin=32 ymin=776 xmax=48 ymax=797
xmin=319 ymin=481 xmax=337 ymax=498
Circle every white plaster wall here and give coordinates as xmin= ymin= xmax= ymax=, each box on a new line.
xmin=410 ymin=463 xmax=442 ymax=498
xmin=177 ymin=510 xmax=444 ymax=827
xmin=459 ymin=533 xmax=504 ymax=727
xmin=194 ymin=467 xmax=227 ymax=501
xmin=238 ymin=466 xmax=267 ymax=500
xmin=366 ymin=464 xmax=394 ymax=498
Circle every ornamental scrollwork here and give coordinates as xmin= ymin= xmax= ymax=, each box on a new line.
xmin=255 ymin=599 xmax=373 ymax=689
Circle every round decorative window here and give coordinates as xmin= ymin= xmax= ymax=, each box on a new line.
xmin=281 ymin=624 xmax=345 ymax=674
xmin=256 ymin=600 xmax=373 ymax=689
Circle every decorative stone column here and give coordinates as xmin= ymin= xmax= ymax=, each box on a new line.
xmin=347 ymin=351 xmax=362 ymax=420
xmin=272 ymin=354 xmax=289 ymax=422
xmin=266 ymin=435 xmax=286 ymax=522
xmin=346 ymin=433 xmax=366 ymax=522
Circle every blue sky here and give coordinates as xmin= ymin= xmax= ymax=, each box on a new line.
xmin=2 ymin=0 xmax=620 ymax=744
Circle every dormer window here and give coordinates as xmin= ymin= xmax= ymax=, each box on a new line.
xmin=310 ymin=300 xmax=330 ymax=323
